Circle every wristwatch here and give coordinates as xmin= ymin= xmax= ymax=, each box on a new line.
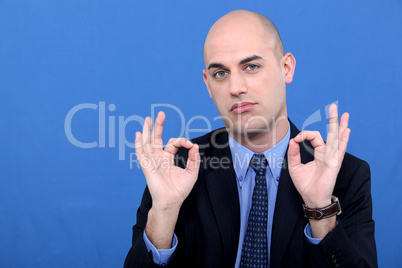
xmin=303 ymin=196 xmax=342 ymax=220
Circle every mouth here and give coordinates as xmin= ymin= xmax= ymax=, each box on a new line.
xmin=230 ymin=102 xmax=257 ymax=114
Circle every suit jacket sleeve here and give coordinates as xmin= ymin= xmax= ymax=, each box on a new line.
xmin=124 ymin=147 xmax=191 ymax=268
xmin=304 ymin=157 xmax=378 ymax=267
xmin=124 ymin=186 xmax=169 ymax=268
xmin=123 ymin=130 xmax=238 ymax=268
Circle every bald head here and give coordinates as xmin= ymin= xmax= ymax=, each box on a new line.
xmin=203 ymin=10 xmax=285 ymax=61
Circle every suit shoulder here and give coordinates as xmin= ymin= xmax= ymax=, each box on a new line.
xmin=341 ymin=152 xmax=370 ymax=175
xmin=335 ymin=152 xmax=371 ymax=196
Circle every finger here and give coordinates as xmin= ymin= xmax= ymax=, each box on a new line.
xmin=135 ymin=131 xmax=143 ymax=155
xmin=326 ymin=126 xmax=351 ymax=169
xmin=338 ymin=112 xmax=349 ymax=135
xmin=185 ymin=143 xmax=200 ymax=178
xmin=151 ymin=111 xmax=166 ymax=150
xmin=287 ymin=138 xmax=301 ymax=169
xmin=327 ymin=104 xmax=339 ymax=147
xmin=142 ymin=117 xmax=152 ymax=153
xmin=164 ymin=138 xmax=194 ymax=156
xmin=328 ymin=104 xmax=339 ymax=131
xmin=338 ymin=113 xmax=350 ymax=156
xmin=135 ymin=131 xmax=154 ymax=172
xmin=294 ymin=130 xmax=326 ymax=162
xmin=294 ymin=131 xmax=325 ymax=151
xmin=338 ymin=128 xmax=351 ymax=160
xmin=328 ymin=111 xmax=349 ymax=159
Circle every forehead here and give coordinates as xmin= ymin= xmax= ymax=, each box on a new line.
xmin=204 ymin=20 xmax=275 ymax=65
xmin=205 ymin=40 xmax=271 ymax=66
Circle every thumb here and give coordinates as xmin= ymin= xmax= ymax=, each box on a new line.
xmin=185 ymin=144 xmax=200 ymax=179
xmin=287 ymin=138 xmax=301 ymax=169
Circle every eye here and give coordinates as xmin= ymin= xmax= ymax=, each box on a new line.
xmin=245 ymin=64 xmax=258 ymax=71
xmin=214 ymin=71 xmax=228 ymax=79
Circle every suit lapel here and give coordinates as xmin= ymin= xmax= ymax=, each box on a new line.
xmin=204 ymin=130 xmax=240 ymax=267
xmin=270 ymin=121 xmax=313 ymax=268
xmin=202 ymin=122 xmax=314 ymax=267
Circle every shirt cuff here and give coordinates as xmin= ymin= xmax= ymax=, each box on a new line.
xmin=304 ymin=223 xmax=323 ymax=245
xmin=304 ymin=221 xmax=338 ymax=245
xmin=143 ymin=230 xmax=178 ymax=266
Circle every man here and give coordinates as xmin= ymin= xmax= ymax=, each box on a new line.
xmin=124 ymin=10 xmax=377 ymax=267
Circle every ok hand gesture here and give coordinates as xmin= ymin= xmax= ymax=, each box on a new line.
xmin=287 ymin=104 xmax=351 ymax=209
xmin=136 ymin=111 xmax=200 ymax=249
xmin=135 ymin=111 xmax=200 ymax=210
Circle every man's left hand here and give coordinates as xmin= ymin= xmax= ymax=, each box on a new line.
xmin=287 ymin=104 xmax=351 ymax=238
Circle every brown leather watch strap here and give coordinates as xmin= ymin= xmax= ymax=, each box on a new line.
xmin=302 ymin=196 xmax=342 ymax=220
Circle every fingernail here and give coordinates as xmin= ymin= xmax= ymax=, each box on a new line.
xmin=187 ymin=140 xmax=193 ymax=146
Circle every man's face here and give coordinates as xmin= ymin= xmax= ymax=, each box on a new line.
xmin=203 ymin=18 xmax=294 ymax=141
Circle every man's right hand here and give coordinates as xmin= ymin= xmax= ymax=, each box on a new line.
xmin=135 ymin=111 xmax=200 ymax=249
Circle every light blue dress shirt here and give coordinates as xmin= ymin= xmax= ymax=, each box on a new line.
xmin=143 ymin=122 xmax=321 ymax=266
xmin=229 ymin=124 xmax=289 ymax=267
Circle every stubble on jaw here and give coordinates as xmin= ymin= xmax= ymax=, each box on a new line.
xmin=223 ymin=112 xmax=289 ymax=151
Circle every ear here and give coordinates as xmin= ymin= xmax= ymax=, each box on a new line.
xmin=203 ymin=69 xmax=213 ymax=98
xmin=281 ymin=53 xmax=296 ymax=84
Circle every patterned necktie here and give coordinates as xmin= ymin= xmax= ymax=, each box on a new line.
xmin=240 ymin=153 xmax=269 ymax=268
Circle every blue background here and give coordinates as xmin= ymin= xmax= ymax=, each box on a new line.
xmin=1 ymin=0 xmax=401 ymax=267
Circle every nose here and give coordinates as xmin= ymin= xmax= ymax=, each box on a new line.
xmin=229 ymin=71 xmax=247 ymax=97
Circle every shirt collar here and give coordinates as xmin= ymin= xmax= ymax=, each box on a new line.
xmin=228 ymin=121 xmax=291 ymax=186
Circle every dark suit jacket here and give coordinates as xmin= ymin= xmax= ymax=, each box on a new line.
xmin=124 ymin=121 xmax=377 ymax=268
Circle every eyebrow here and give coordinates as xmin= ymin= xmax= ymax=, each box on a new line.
xmin=239 ymin=55 xmax=262 ymax=65
xmin=207 ymin=55 xmax=263 ymax=70
xmin=207 ymin=63 xmax=225 ymax=70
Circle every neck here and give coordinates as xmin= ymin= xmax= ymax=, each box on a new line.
xmin=229 ymin=116 xmax=289 ymax=153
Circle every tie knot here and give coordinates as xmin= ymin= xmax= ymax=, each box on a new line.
xmin=250 ymin=154 xmax=268 ymax=175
